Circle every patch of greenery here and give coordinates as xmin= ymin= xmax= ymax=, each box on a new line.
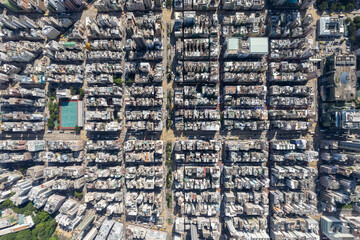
xmin=47 ymin=99 xmax=59 ymax=130
xmin=166 ymin=0 xmax=172 ymax=8
xmin=31 ymin=216 xmax=57 ymax=240
xmin=166 ymin=171 xmax=172 ymax=188
xmin=74 ymin=125 xmax=81 ymax=134
xmin=355 ymin=99 xmax=360 ymax=109
xmin=0 ymin=200 xmax=34 ymax=216
xmin=0 ymin=201 xmax=58 ymax=240
xmin=167 ymin=91 xmax=172 ymax=107
xmin=165 ymin=142 xmax=173 ymax=193
xmin=337 ymin=203 xmax=353 ymax=209
xmin=166 ymin=115 xmax=172 ymax=129
xmin=79 ymin=88 xmax=85 ymax=99
xmin=347 ymin=17 xmax=360 ymax=45
xmin=167 ymin=24 xmax=172 ymax=38
xmin=125 ymin=74 xmax=135 ymax=86
xmin=70 ymin=87 xmax=76 ymax=96
xmin=114 ymin=78 xmax=123 ymax=86
xmin=74 ymin=191 xmax=83 ymax=201
xmin=166 ymin=91 xmax=173 ymax=129
xmin=166 ymin=142 xmax=172 ymax=169
xmin=69 ymin=87 xmax=84 ymax=99
xmin=126 ymin=79 xmax=134 ymax=85
xmin=48 ymin=88 xmax=56 ymax=99
xmin=166 ymin=142 xmax=172 ymax=154
xmin=166 ymin=192 xmax=172 ymax=208
xmin=316 ymin=0 xmax=355 ymax=12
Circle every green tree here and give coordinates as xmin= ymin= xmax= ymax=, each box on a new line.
xmin=354 ymin=16 xmax=360 ymax=24
xmin=0 ymin=203 xmax=57 ymax=240
xmin=49 ymin=88 xmax=56 ymax=98
xmin=74 ymin=125 xmax=81 ymax=134
xmin=166 ymin=142 xmax=172 ymax=167
xmin=47 ymin=120 xmax=55 ymax=130
xmin=346 ymin=3 xmax=355 ymax=11
xmin=47 ymin=99 xmax=59 ymax=129
xmin=31 ymin=217 xmax=56 ymax=239
xmin=166 ymin=171 xmax=172 ymax=188
xmin=125 ymin=78 xmax=134 ymax=85
xmin=0 ymin=233 xmax=15 ymax=240
xmin=318 ymin=1 xmax=328 ymax=11
xmin=70 ymin=87 xmax=77 ymax=96
xmin=74 ymin=191 xmax=83 ymax=200
xmin=79 ymin=88 xmax=85 ymax=99
xmin=166 ymin=192 xmax=172 ymax=208
xmin=0 ymin=199 xmax=15 ymax=210
xmin=21 ymin=202 xmax=36 ymax=216
xmin=14 ymin=229 xmax=31 ymax=240
xmin=338 ymin=4 xmax=345 ymax=11
xmin=33 ymin=211 xmax=50 ymax=224
xmin=33 ymin=222 xmax=46 ymax=239
xmin=219 ymin=112 xmax=224 ymax=123
xmin=167 ymin=91 xmax=172 ymax=104
xmin=166 ymin=0 xmax=172 ymax=8
xmin=349 ymin=21 xmax=357 ymax=42
xmin=330 ymin=2 xmax=337 ymax=11
xmin=114 ymin=78 xmax=123 ymax=86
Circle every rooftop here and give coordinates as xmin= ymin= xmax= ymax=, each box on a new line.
xmin=249 ymin=37 xmax=268 ymax=54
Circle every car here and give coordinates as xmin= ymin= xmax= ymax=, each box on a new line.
xmin=47 ymin=130 xmax=52 ymax=133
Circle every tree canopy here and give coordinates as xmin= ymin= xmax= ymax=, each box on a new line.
xmin=0 ymin=201 xmax=58 ymax=240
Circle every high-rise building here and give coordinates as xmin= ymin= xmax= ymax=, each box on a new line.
xmin=133 ymin=34 xmax=147 ymax=50
xmin=0 ymin=15 xmax=18 ymax=29
xmin=271 ymin=0 xmax=286 ymax=6
xmin=0 ymin=73 xmax=9 ymax=83
xmin=47 ymin=0 xmax=66 ymax=12
xmin=20 ymin=15 xmax=38 ymax=28
xmin=61 ymin=0 xmax=76 ymax=10
xmin=10 ymin=50 xmax=36 ymax=62
xmin=126 ymin=0 xmax=146 ymax=11
xmin=143 ymin=0 xmax=151 ymax=8
xmin=42 ymin=25 xmax=61 ymax=39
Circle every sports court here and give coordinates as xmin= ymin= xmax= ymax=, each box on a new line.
xmin=59 ymin=100 xmax=78 ymax=129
